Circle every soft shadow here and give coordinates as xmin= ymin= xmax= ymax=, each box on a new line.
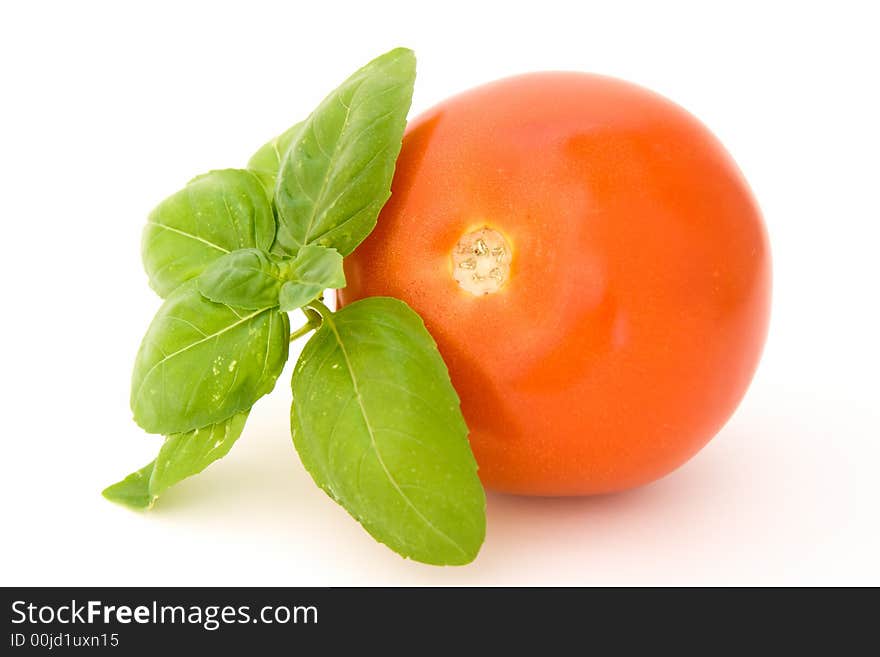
xmin=139 ymin=415 xmax=774 ymax=584
xmin=143 ymin=422 xmax=324 ymax=544
xmin=152 ymin=458 xmax=305 ymax=515
xmin=390 ymin=426 xmax=764 ymax=584
xmin=487 ymin=434 xmax=749 ymax=529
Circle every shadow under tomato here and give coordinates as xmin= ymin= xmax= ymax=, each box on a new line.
xmin=481 ymin=429 xmax=751 ymax=546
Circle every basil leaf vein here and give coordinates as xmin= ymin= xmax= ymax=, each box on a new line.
xmin=198 ymin=248 xmax=286 ymax=310
xmin=278 ymin=245 xmax=345 ymax=311
xmin=131 ymin=281 xmax=289 ymax=435
xmin=274 ymin=47 xmax=415 ymax=256
xmin=142 ymin=169 xmax=275 ymax=297
xmin=290 ymin=297 xmax=485 ymax=565
xmin=104 ymin=411 xmax=249 ymax=510
xmin=247 ymin=122 xmax=304 ymax=198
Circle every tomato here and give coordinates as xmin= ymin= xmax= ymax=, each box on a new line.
xmin=338 ymin=73 xmax=771 ymax=496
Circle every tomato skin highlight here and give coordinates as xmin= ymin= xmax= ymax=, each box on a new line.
xmin=338 ymin=72 xmax=771 ymax=496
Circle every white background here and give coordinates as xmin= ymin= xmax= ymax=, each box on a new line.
xmin=1 ymin=0 xmax=878 ymax=586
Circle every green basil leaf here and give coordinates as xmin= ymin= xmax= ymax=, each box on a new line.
xmin=131 ymin=281 xmax=289 ymax=435
xmin=102 ymin=462 xmax=156 ymax=510
xmin=247 ymin=122 xmax=304 ymax=198
xmin=198 ymin=245 xmax=344 ymax=312
xmin=103 ymin=411 xmax=249 ymax=510
xmin=143 ymin=169 xmax=275 ymax=297
xmin=278 ymin=245 xmax=345 ymax=312
xmin=198 ymin=248 xmax=285 ymax=310
xmin=274 ymin=47 xmax=415 ymax=257
xmin=151 ymin=410 xmax=249 ymax=496
xmin=290 ymin=297 xmax=485 ymax=565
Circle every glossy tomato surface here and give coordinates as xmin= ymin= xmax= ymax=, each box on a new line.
xmin=338 ymin=73 xmax=771 ymax=495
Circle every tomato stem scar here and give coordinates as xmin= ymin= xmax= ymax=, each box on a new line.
xmin=451 ymin=227 xmax=512 ymax=295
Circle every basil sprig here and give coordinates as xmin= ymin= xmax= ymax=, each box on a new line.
xmin=104 ymin=48 xmax=486 ymax=566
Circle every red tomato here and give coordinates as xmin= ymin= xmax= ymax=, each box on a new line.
xmin=338 ymin=73 xmax=771 ymax=495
